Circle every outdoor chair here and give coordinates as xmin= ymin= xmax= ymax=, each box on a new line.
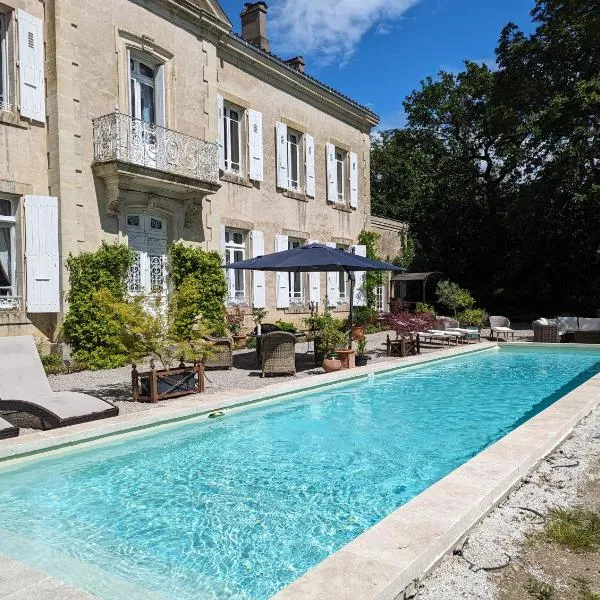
xmin=0 ymin=415 xmax=18 ymax=439
xmin=0 ymin=335 xmax=119 ymax=430
xmin=489 ymin=316 xmax=515 ymax=341
xmin=203 ymin=335 xmax=233 ymax=369
xmin=261 ymin=331 xmax=296 ymax=377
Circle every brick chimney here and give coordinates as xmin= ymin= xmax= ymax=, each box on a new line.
xmin=240 ymin=2 xmax=269 ymax=53
xmin=285 ymin=56 xmax=305 ymax=74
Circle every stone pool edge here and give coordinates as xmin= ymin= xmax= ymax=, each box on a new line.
xmin=0 ymin=342 xmax=493 ymax=464
xmin=272 ymin=342 xmax=600 ymax=600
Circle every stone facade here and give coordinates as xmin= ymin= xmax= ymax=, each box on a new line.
xmin=0 ymin=0 xmax=388 ymax=341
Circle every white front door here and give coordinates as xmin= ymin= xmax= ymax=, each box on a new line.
xmin=127 ymin=213 xmax=168 ymax=301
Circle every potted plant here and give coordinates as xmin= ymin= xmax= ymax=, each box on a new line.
xmin=251 ymin=306 xmax=268 ymax=335
xmin=227 ymin=306 xmax=247 ymax=348
xmin=94 ymin=289 xmax=210 ymax=402
xmin=355 ymin=336 xmax=370 ymax=367
xmin=319 ymin=321 xmax=348 ymax=373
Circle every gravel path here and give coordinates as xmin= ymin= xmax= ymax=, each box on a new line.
xmin=418 ymin=405 xmax=600 ymax=599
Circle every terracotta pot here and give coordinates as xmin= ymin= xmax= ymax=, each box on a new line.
xmin=322 ymin=355 xmax=343 ymax=373
xmin=232 ymin=334 xmax=247 ymax=349
xmin=351 ymin=325 xmax=365 ymax=340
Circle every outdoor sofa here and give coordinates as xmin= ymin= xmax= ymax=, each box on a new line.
xmin=0 ymin=335 xmax=119 ymax=430
xmin=533 ymin=317 xmax=600 ymax=343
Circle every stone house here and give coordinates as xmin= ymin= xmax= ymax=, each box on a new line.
xmin=0 ymin=0 xmax=404 ymax=340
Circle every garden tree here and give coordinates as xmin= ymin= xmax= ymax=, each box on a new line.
xmin=371 ymin=0 xmax=600 ymax=314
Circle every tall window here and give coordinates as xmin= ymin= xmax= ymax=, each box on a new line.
xmin=337 ymin=244 xmax=348 ymax=301
xmin=127 ymin=213 xmax=168 ymax=299
xmin=129 ymin=57 xmax=156 ymax=124
xmin=375 ymin=283 xmax=385 ymax=312
xmin=0 ymin=198 xmax=16 ymax=303
xmin=288 ymin=238 xmax=305 ymax=303
xmin=223 ymin=104 xmax=242 ymax=174
xmin=0 ymin=12 xmax=10 ymax=111
xmin=224 ymin=228 xmax=247 ymax=303
xmin=336 ymin=149 xmax=346 ymax=202
xmin=287 ymin=130 xmax=301 ymax=190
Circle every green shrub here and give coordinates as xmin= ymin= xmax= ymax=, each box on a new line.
xmin=457 ymin=308 xmax=489 ymax=327
xmin=415 ymin=302 xmax=436 ymax=315
xmin=275 ymin=319 xmax=297 ymax=333
xmin=169 ymin=243 xmax=228 ymax=336
xmin=436 ymin=280 xmax=475 ymax=317
xmin=40 ymin=352 xmax=66 ymax=375
xmin=62 ymin=243 xmax=133 ymax=370
xmin=358 ymin=230 xmax=384 ymax=309
xmin=354 ymin=305 xmax=378 ymax=326
xmin=245 ymin=336 xmax=257 ymax=349
xmin=304 ymin=311 xmax=345 ymax=333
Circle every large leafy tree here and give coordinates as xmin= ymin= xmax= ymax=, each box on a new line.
xmin=372 ymin=0 xmax=600 ymax=314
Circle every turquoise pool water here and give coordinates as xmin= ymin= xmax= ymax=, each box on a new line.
xmin=1 ymin=346 xmax=600 ymax=599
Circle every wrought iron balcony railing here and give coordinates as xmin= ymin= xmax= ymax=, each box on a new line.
xmin=92 ymin=113 xmax=219 ymax=185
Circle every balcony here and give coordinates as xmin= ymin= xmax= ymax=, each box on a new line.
xmin=92 ymin=113 xmax=220 ymax=215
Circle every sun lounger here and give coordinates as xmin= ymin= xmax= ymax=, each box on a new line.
xmin=0 ymin=336 xmax=118 ymax=430
xmin=0 ymin=416 xmax=18 ymax=439
xmin=489 ymin=316 xmax=515 ymax=341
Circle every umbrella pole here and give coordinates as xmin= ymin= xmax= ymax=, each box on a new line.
xmin=348 ymin=271 xmax=355 ymax=349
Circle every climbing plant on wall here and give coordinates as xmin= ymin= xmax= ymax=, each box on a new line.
xmin=357 ymin=230 xmax=384 ymax=310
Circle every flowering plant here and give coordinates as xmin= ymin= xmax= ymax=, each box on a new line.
xmin=384 ymin=305 xmax=436 ymax=337
xmin=226 ymin=306 xmax=246 ymax=335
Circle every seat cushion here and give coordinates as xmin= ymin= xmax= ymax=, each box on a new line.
xmin=557 ymin=316 xmax=579 ymax=334
xmin=577 ymin=317 xmax=600 ymax=332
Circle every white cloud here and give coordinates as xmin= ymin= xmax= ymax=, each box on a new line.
xmin=270 ymin=0 xmax=421 ymax=66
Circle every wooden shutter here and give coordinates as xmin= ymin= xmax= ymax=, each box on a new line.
xmin=217 ymin=94 xmax=225 ymax=170
xmin=247 ymin=109 xmax=264 ymax=182
xmin=25 ymin=196 xmax=60 ymax=313
xmin=305 ymin=134 xmax=315 ymax=198
xmin=325 ymin=241 xmax=338 ymax=307
xmin=308 ymin=239 xmax=321 ymax=304
xmin=276 ymin=121 xmax=288 ymax=189
xmin=349 ymin=151 xmax=358 ymax=209
xmin=18 ymin=9 xmax=45 ymax=122
xmin=351 ymin=244 xmax=366 ymax=306
xmin=155 ymin=64 xmax=166 ymax=127
xmin=326 ymin=143 xmax=337 ymax=203
xmin=275 ymin=234 xmax=289 ymax=308
xmin=251 ymin=230 xmax=266 ymax=308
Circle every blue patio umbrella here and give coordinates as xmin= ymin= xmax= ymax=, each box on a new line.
xmin=224 ymin=243 xmax=405 ymax=347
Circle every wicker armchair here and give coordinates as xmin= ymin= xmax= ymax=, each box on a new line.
xmin=261 ymin=331 xmax=296 ymax=377
xmin=533 ymin=320 xmax=559 ymax=343
xmin=202 ymin=336 xmax=233 ymax=369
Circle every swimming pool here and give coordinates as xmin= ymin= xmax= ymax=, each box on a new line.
xmin=1 ymin=346 xmax=600 ymax=599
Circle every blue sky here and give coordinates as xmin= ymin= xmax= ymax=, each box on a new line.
xmin=219 ymin=0 xmax=537 ymax=130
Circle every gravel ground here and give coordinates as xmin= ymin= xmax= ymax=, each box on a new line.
xmin=417 ymin=405 xmax=600 ymax=600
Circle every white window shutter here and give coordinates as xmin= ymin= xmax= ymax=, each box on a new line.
xmin=351 ymin=244 xmax=366 ymax=306
xmin=305 ymin=134 xmax=315 ymax=198
xmin=217 ymin=94 xmax=225 ymax=170
xmin=25 ymin=196 xmax=60 ymax=313
xmin=349 ymin=151 xmax=358 ymax=209
xmin=325 ymin=241 xmax=338 ymax=307
xmin=247 ymin=110 xmax=264 ymax=182
xmin=155 ymin=64 xmax=166 ymax=127
xmin=326 ymin=143 xmax=337 ymax=203
xmin=251 ymin=230 xmax=266 ymax=308
xmin=276 ymin=121 xmax=289 ymax=189
xmin=275 ymin=234 xmax=289 ymax=308
xmin=308 ymin=239 xmax=321 ymax=304
xmin=18 ymin=10 xmax=45 ymax=122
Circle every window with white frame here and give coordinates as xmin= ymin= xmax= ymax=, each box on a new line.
xmin=224 ymin=228 xmax=247 ymax=303
xmin=375 ymin=283 xmax=385 ymax=312
xmin=0 ymin=198 xmax=17 ymax=305
xmin=129 ymin=57 xmax=157 ymax=124
xmin=0 ymin=12 xmax=11 ymax=111
xmin=336 ymin=149 xmax=346 ymax=202
xmin=126 ymin=213 xmax=168 ymax=299
xmin=287 ymin=130 xmax=301 ymax=190
xmin=337 ymin=244 xmax=349 ymax=302
xmin=223 ymin=104 xmax=242 ymax=174
xmin=288 ymin=238 xmax=305 ymax=303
